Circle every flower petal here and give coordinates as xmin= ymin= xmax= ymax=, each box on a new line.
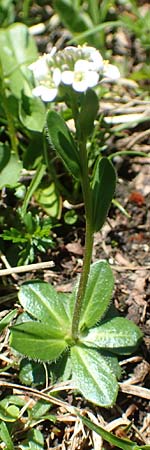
xmin=29 ymin=56 xmax=49 ymax=81
xmin=72 ymin=79 xmax=88 ymax=92
xmin=103 ymin=63 xmax=120 ymax=81
xmin=85 ymin=71 xmax=99 ymax=87
xmin=82 ymin=47 xmax=104 ymax=70
xmin=75 ymin=59 xmax=92 ymax=72
xmin=53 ymin=68 xmax=61 ymax=86
xmin=32 ymin=86 xmax=58 ymax=102
xmin=61 ymin=70 xmax=74 ymax=85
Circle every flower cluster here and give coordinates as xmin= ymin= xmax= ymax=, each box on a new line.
xmin=29 ymin=46 xmax=120 ymax=102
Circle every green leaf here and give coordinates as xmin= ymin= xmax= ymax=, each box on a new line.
xmin=78 ymin=89 xmax=99 ymax=138
xmin=29 ymin=399 xmax=53 ymax=421
xmin=77 ymin=414 xmax=143 ymax=450
xmin=18 ymin=281 xmax=72 ymax=333
xmin=0 ymin=309 xmax=17 ymax=333
xmin=71 ymin=345 xmax=118 ymax=406
xmin=19 ymin=93 xmax=46 ymax=132
xmin=35 ymin=181 xmax=62 ymax=218
xmin=19 ymin=359 xmax=46 ymax=386
xmin=79 ymin=261 xmax=114 ymax=330
xmin=10 ymin=322 xmax=67 ymax=361
xmin=0 ymin=143 xmax=22 ymax=188
xmin=0 ymin=422 xmax=14 ymax=450
xmin=0 ymin=396 xmax=24 ymax=422
xmin=81 ymin=317 xmax=143 ymax=354
xmin=91 ymin=157 xmax=116 ymax=232
xmin=21 ymin=163 xmax=46 ymax=217
xmin=64 ymin=209 xmax=78 ymax=225
xmin=54 ymin=0 xmax=92 ymax=33
xmin=0 ymin=23 xmax=37 ymax=98
xmin=20 ymin=429 xmax=44 ymax=450
xmin=46 ymin=111 xmax=81 ymax=179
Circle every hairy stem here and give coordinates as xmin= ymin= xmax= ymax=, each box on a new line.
xmin=71 ymin=137 xmax=93 ymax=340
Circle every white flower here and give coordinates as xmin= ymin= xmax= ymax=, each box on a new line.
xmin=32 ymin=85 xmax=58 ymax=102
xmin=61 ymin=59 xmax=99 ymax=93
xmin=82 ymin=46 xmax=104 ymax=71
xmin=29 ymin=55 xmax=49 ymax=82
xmin=102 ymin=63 xmax=120 ymax=81
xmin=31 ymin=68 xmax=61 ymax=102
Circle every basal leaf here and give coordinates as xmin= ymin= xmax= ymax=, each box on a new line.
xmin=18 ymin=281 xmax=71 ymax=334
xmin=91 ymin=157 xmax=116 ymax=232
xmin=79 ymin=261 xmax=114 ymax=330
xmin=10 ymin=322 xmax=67 ymax=361
xmin=81 ymin=317 xmax=143 ymax=354
xmin=46 ymin=111 xmax=81 ymax=179
xmin=71 ymin=345 xmax=118 ymax=406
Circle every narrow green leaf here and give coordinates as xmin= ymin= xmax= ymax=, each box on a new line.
xmin=29 ymin=399 xmax=53 ymax=421
xmin=0 ymin=309 xmax=17 ymax=333
xmin=20 ymin=429 xmax=44 ymax=450
xmin=10 ymin=322 xmax=67 ymax=361
xmin=54 ymin=0 xmax=92 ymax=33
xmin=18 ymin=281 xmax=71 ymax=333
xmin=46 ymin=111 xmax=80 ymax=179
xmin=71 ymin=345 xmax=118 ymax=406
xmin=77 ymin=414 xmax=139 ymax=450
xmin=0 ymin=422 xmax=14 ymax=450
xmin=81 ymin=317 xmax=143 ymax=354
xmin=91 ymin=157 xmax=116 ymax=232
xmin=78 ymin=89 xmax=99 ymax=138
xmin=21 ymin=163 xmax=46 ymax=217
xmin=79 ymin=261 xmax=114 ymax=330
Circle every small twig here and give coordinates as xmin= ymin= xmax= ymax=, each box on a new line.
xmin=119 ymin=383 xmax=150 ymax=400
xmin=126 ymin=129 xmax=150 ymax=149
xmin=111 ymin=264 xmax=150 ymax=272
xmin=0 ymin=260 xmax=54 ymax=277
xmin=0 ymin=254 xmax=19 ymax=281
xmin=0 ymin=380 xmax=75 ymax=413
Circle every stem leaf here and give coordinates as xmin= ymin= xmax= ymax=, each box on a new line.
xmin=79 ymin=261 xmax=114 ymax=330
xmin=91 ymin=157 xmax=116 ymax=232
xmin=71 ymin=345 xmax=118 ymax=406
xmin=78 ymin=89 xmax=99 ymax=138
xmin=46 ymin=111 xmax=80 ymax=179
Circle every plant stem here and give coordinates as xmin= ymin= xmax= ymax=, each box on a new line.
xmin=71 ymin=137 xmax=93 ymax=340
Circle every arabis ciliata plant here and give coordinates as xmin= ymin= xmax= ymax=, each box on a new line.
xmin=10 ymin=46 xmax=142 ymax=407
